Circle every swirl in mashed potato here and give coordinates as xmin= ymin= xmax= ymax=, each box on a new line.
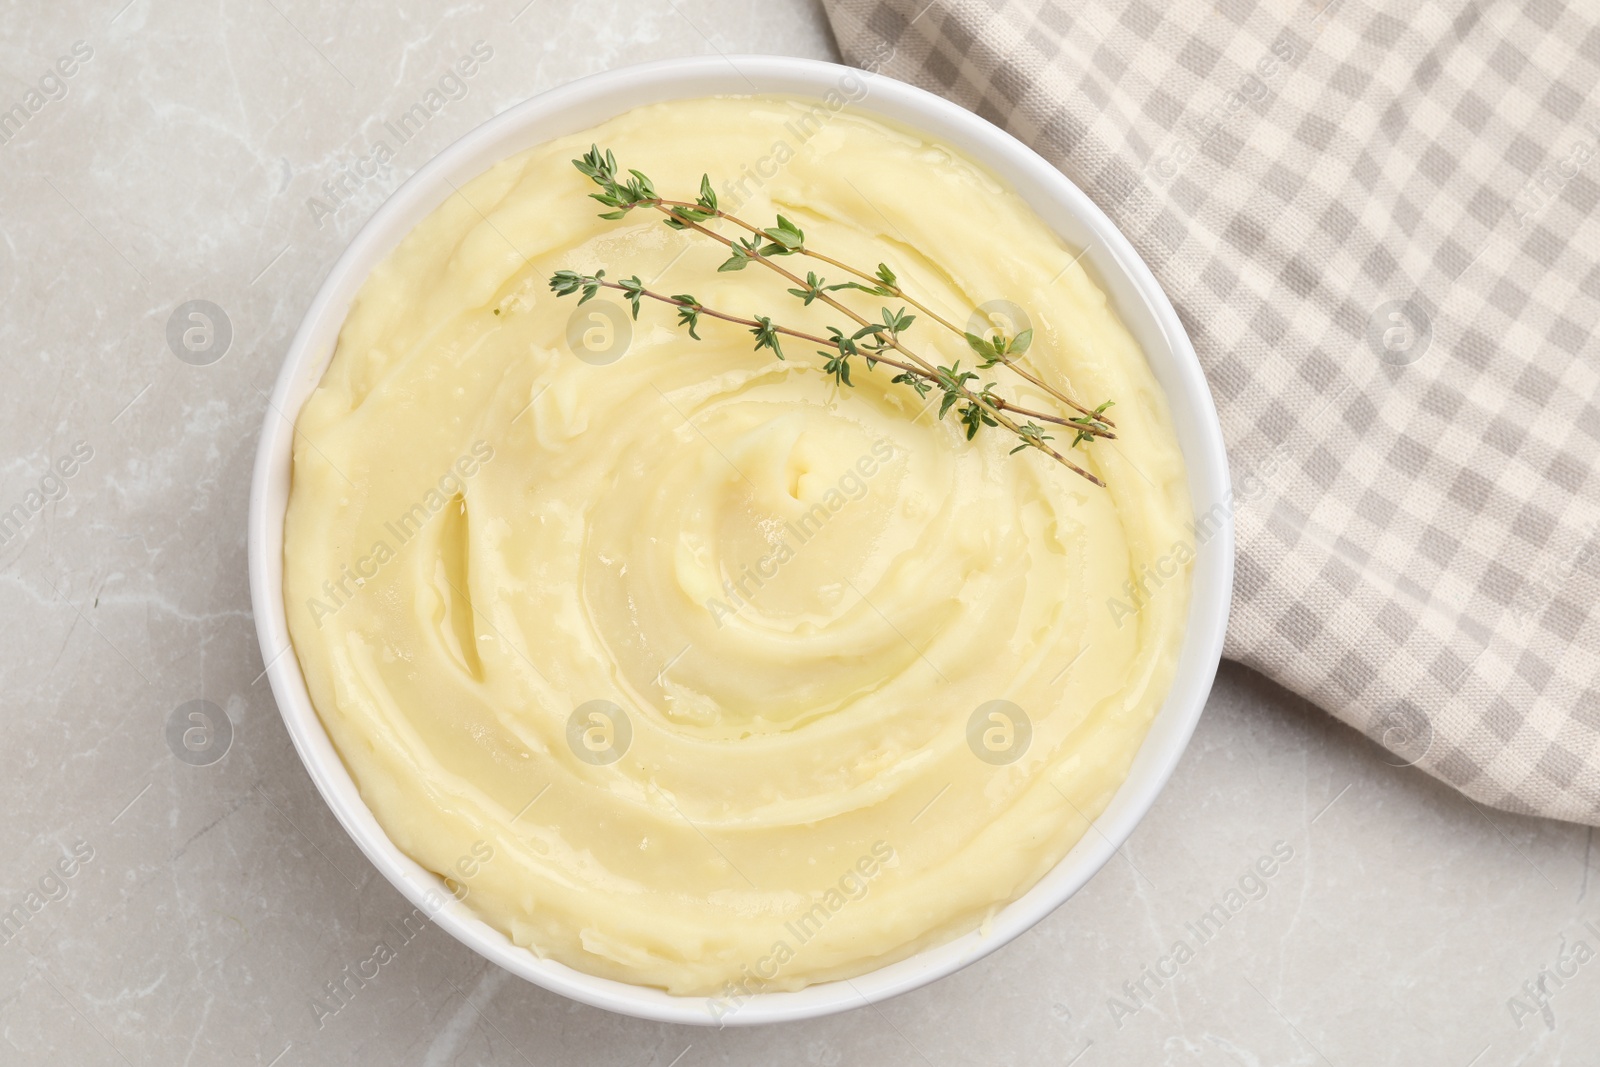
xmin=283 ymin=96 xmax=1192 ymax=1000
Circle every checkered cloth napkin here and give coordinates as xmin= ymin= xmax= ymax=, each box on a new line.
xmin=821 ymin=0 xmax=1600 ymax=824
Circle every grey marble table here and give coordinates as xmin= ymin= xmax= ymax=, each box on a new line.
xmin=1 ymin=1 xmax=1595 ymax=1063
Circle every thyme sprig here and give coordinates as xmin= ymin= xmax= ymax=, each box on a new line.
xmin=574 ymin=146 xmax=1116 ymax=434
xmin=549 ymin=271 xmax=1083 ymax=454
xmin=556 ymin=146 xmax=1116 ymax=484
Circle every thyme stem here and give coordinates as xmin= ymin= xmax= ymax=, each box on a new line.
xmin=636 ymin=196 xmax=1114 ymax=427
xmin=565 ymin=276 xmax=1094 ymax=433
xmin=656 ymin=214 xmax=1105 ymax=477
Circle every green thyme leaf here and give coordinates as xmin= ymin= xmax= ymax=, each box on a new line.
xmin=673 ymin=293 xmax=702 ymax=340
xmin=751 ymin=316 xmax=784 ymax=359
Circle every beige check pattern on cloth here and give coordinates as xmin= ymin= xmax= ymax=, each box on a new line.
xmin=820 ymin=0 xmax=1600 ymax=824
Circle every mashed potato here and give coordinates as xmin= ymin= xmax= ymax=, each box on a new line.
xmin=283 ymin=96 xmax=1191 ymax=1002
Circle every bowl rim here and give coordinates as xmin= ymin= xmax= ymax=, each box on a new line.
xmin=248 ymin=53 xmax=1234 ymax=1027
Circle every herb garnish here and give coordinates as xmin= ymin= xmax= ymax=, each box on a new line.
xmin=548 ymin=146 xmax=1116 ymax=486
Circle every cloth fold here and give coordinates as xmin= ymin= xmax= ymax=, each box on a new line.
xmin=821 ymin=0 xmax=1600 ymax=824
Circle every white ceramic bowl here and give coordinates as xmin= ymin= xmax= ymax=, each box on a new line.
xmin=248 ymin=54 xmax=1233 ymax=1027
